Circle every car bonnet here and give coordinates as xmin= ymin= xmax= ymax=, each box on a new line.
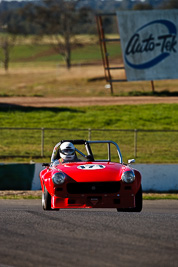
xmin=54 ymin=162 xmax=123 ymax=182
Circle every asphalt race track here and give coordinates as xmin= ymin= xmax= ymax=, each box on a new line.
xmin=0 ymin=200 xmax=178 ymax=267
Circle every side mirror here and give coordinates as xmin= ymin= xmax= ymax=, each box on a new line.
xmin=128 ymin=159 xmax=135 ymax=164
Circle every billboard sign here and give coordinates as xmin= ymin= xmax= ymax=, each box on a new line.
xmin=117 ymin=10 xmax=178 ymax=81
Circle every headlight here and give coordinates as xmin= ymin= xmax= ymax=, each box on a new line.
xmin=121 ymin=170 xmax=135 ymax=183
xmin=52 ymin=172 xmax=66 ymax=185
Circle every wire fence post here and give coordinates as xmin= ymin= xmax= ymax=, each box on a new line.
xmin=41 ymin=128 xmax=44 ymax=157
xmin=88 ymin=128 xmax=92 ymax=141
xmin=134 ymin=129 xmax=138 ymax=158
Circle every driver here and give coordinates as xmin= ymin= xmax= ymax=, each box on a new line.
xmin=51 ymin=141 xmax=81 ymax=163
xmin=59 ymin=142 xmax=76 ymax=162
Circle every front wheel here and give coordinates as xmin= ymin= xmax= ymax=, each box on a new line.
xmin=117 ymin=185 xmax=142 ymax=212
xmin=42 ymin=185 xmax=51 ymax=210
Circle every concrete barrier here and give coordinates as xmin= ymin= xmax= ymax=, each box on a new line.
xmin=33 ymin=163 xmax=178 ymax=192
xmin=1 ymin=163 xmax=178 ymax=192
xmin=134 ymin=164 xmax=178 ymax=192
xmin=32 ymin=163 xmax=43 ymax=190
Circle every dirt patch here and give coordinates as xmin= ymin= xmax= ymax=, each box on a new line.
xmin=0 ymin=96 xmax=178 ymax=107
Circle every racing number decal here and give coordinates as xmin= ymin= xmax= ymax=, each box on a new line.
xmin=77 ymin=164 xmax=105 ymax=170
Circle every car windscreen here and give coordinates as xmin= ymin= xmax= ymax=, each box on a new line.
xmin=89 ymin=142 xmax=119 ymax=162
xmin=74 ymin=144 xmax=88 ymax=161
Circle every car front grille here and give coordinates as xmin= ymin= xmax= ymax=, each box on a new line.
xmin=67 ymin=182 xmax=120 ymax=194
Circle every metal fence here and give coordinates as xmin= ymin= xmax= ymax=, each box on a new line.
xmin=0 ymin=127 xmax=178 ymax=163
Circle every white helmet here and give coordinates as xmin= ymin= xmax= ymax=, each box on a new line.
xmin=60 ymin=142 xmax=75 ymax=161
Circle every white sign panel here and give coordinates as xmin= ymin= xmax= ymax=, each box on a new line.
xmin=117 ymin=10 xmax=178 ymax=81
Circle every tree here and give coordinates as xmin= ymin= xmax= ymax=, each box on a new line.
xmin=0 ymin=34 xmax=16 ymax=72
xmin=21 ymin=0 xmax=93 ymax=69
xmin=0 ymin=8 xmax=16 ymax=72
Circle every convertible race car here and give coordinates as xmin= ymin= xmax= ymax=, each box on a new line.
xmin=40 ymin=140 xmax=142 ymax=212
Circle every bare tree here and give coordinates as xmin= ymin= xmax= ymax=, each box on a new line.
xmin=22 ymin=0 xmax=88 ymax=69
xmin=0 ymin=7 xmax=16 ymax=72
xmin=0 ymin=34 xmax=16 ymax=72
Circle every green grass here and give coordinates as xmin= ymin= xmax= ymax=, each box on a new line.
xmin=5 ymin=43 xmax=121 ymax=63
xmin=0 ymin=195 xmax=42 ymax=200
xmin=0 ymin=193 xmax=177 ymax=200
xmin=143 ymin=194 xmax=178 ymax=200
xmin=10 ymin=45 xmax=50 ymax=61
xmin=0 ymin=104 xmax=178 ymax=129
xmin=0 ymin=104 xmax=178 ymax=163
xmin=72 ymin=43 xmax=122 ymax=63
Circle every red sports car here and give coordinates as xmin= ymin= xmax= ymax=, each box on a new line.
xmin=40 ymin=140 xmax=142 ymax=212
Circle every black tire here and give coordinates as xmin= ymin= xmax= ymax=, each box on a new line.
xmin=117 ymin=185 xmax=142 ymax=212
xmin=42 ymin=185 xmax=51 ymax=210
xmin=133 ymin=185 xmax=142 ymax=212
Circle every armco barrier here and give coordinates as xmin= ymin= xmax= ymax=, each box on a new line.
xmin=0 ymin=163 xmax=35 ymax=190
xmin=0 ymin=163 xmax=178 ymax=192
xmin=33 ymin=163 xmax=178 ymax=193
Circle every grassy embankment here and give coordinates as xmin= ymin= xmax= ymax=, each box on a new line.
xmin=0 ymin=36 xmax=178 ymax=163
xmin=0 ymin=104 xmax=178 ymax=163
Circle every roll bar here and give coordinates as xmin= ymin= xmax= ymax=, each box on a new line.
xmin=51 ymin=140 xmax=123 ymax=164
